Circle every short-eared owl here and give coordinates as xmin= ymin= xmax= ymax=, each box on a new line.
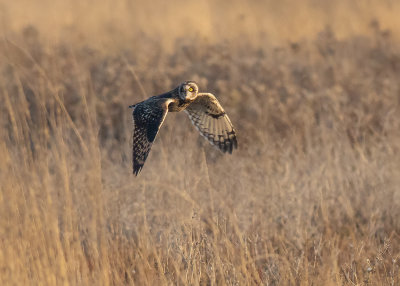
xmin=129 ymin=81 xmax=237 ymax=175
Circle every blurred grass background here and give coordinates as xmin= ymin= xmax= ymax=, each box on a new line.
xmin=2 ymin=0 xmax=400 ymax=48
xmin=1 ymin=0 xmax=400 ymax=285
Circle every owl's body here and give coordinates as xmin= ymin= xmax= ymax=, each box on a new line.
xmin=130 ymin=81 xmax=237 ymax=175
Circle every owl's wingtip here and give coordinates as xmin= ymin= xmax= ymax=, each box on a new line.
xmin=133 ymin=165 xmax=143 ymax=176
xmin=129 ymin=104 xmax=136 ymax=109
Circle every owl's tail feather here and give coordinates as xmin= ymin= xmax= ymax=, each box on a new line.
xmin=128 ymin=104 xmax=136 ymax=109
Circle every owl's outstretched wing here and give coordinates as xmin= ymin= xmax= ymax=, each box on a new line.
xmin=185 ymin=93 xmax=237 ymax=153
xmin=131 ymin=98 xmax=173 ymax=175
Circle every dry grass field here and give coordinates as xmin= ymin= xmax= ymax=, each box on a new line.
xmin=1 ymin=0 xmax=400 ymax=285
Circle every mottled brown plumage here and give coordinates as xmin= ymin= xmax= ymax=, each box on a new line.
xmin=130 ymin=81 xmax=237 ymax=175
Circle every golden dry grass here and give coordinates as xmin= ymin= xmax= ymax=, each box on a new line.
xmin=1 ymin=0 xmax=400 ymax=285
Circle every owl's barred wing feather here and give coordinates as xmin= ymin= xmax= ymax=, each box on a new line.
xmin=131 ymin=98 xmax=172 ymax=175
xmin=185 ymin=93 xmax=237 ymax=153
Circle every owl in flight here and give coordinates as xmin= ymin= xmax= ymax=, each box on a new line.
xmin=129 ymin=81 xmax=238 ymax=175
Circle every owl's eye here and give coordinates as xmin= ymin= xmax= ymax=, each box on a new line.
xmin=188 ymin=87 xmax=194 ymax=92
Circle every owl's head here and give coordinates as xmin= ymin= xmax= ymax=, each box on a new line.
xmin=178 ymin=81 xmax=198 ymax=101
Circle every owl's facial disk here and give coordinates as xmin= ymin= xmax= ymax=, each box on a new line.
xmin=178 ymin=81 xmax=198 ymax=101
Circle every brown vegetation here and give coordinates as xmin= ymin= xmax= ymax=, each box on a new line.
xmin=1 ymin=0 xmax=400 ymax=285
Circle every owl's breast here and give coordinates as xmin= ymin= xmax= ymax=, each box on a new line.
xmin=168 ymin=99 xmax=192 ymax=112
